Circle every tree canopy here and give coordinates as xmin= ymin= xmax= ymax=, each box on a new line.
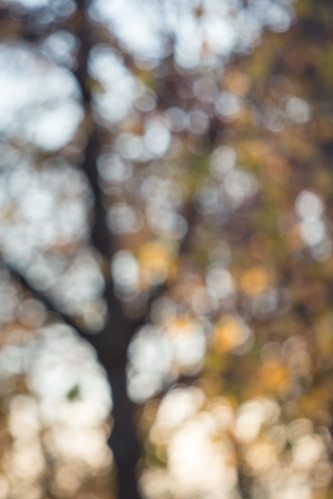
xmin=0 ymin=0 xmax=333 ymax=498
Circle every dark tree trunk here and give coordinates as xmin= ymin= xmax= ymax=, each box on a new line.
xmin=71 ymin=1 xmax=142 ymax=492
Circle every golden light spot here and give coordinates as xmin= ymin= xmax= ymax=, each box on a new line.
xmin=240 ymin=267 xmax=269 ymax=296
xmin=262 ymin=365 xmax=288 ymax=390
xmin=239 ymin=140 xmax=267 ymax=161
xmin=245 ymin=440 xmax=277 ymax=473
xmin=166 ymin=316 xmax=194 ymax=337
xmin=139 ymin=241 xmax=171 ymax=285
xmin=211 ymin=315 xmax=248 ymax=353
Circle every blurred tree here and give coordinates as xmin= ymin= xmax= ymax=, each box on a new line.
xmin=1 ymin=0 xmax=333 ymax=498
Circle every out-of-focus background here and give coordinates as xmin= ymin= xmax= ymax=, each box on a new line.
xmin=1 ymin=0 xmax=333 ymax=497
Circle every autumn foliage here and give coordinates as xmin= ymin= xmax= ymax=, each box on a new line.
xmin=0 ymin=0 xmax=333 ymax=498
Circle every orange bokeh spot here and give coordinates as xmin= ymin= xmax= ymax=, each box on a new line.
xmin=139 ymin=241 xmax=171 ymax=285
xmin=211 ymin=315 xmax=247 ymax=353
xmin=166 ymin=315 xmax=194 ymax=336
xmin=240 ymin=267 xmax=269 ymax=296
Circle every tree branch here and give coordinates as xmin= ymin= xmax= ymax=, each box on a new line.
xmin=0 ymin=257 xmax=94 ymax=340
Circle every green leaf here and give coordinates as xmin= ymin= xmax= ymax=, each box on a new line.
xmin=66 ymin=384 xmax=81 ymax=402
